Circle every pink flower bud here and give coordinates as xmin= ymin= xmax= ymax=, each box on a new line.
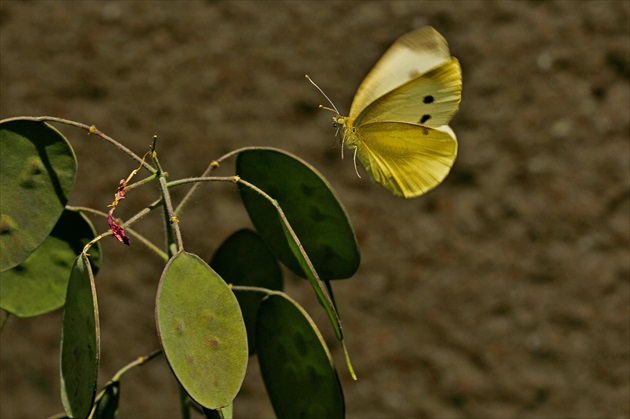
xmin=108 ymin=208 xmax=130 ymax=246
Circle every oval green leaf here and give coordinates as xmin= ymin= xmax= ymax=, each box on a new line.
xmin=236 ymin=148 xmax=359 ymax=280
xmin=256 ymin=293 xmax=345 ymax=419
xmin=0 ymin=209 xmax=101 ymax=317
xmin=60 ymin=253 xmax=100 ymax=419
xmin=210 ymin=229 xmax=282 ymax=355
xmin=156 ymin=252 xmax=248 ymax=409
xmin=0 ymin=119 xmax=77 ymax=271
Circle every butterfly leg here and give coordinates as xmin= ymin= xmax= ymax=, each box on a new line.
xmin=353 ymin=147 xmax=361 ymax=178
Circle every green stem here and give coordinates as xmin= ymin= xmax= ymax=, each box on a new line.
xmin=167 ymin=175 xmax=344 ymax=339
xmin=68 ymin=204 xmax=168 ymax=261
xmin=126 ymin=173 xmax=158 ymax=192
xmin=84 ymin=349 xmax=163 ymax=419
xmin=0 ymin=311 xmax=10 ymax=334
xmin=150 ymin=142 xmax=183 ymax=254
xmin=174 ymin=146 xmax=259 ymax=216
xmin=179 ymin=383 xmax=191 ymax=419
xmin=145 ymin=144 xmax=190 ymax=417
xmin=159 ymin=176 xmax=183 ymax=253
xmin=65 ymin=205 xmax=108 ymax=218
xmin=125 ymin=227 xmax=169 ymax=262
xmin=0 ymin=116 xmax=156 ymax=174
xmin=116 ymin=200 xmax=169 ymax=261
xmin=324 ymin=279 xmax=339 ymax=313
xmin=111 ymin=349 xmax=162 ymax=382
xmin=167 ymin=176 xmax=239 ymax=189
xmin=239 ymin=178 xmax=342 ymax=332
xmin=237 ymin=178 xmax=356 ymax=379
xmin=231 ymin=285 xmax=277 ymax=294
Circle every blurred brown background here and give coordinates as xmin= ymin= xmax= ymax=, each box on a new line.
xmin=1 ymin=1 xmax=628 ymax=418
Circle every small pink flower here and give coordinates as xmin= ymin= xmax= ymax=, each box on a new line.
xmin=108 ymin=208 xmax=130 ymax=246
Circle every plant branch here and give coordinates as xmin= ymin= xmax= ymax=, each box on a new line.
xmin=167 ymin=176 xmax=239 ymax=189
xmin=167 ymin=175 xmax=344 ymax=341
xmin=237 ymin=177 xmax=356 ymax=379
xmin=159 ymin=176 xmax=183 ymax=253
xmin=236 ymin=178 xmax=342 ymax=335
xmin=147 ymin=139 xmax=183 ymax=255
xmin=179 ymin=385 xmax=191 ymax=419
xmin=174 ymin=146 xmax=260 ymax=216
xmin=68 ymin=204 xmax=168 ymax=261
xmin=111 ymin=348 xmax=163 ymax=382
xmin=0 ymin=311 xmax=10 ymax=335
xmin=82 ymin=349 xmax=164 ymax=419
xmin=126 ymin=173 xmax=158 ymax=192
xmin=0 ymin=116 xmax=156 ymax=174
xmin=231 ymin=285 xmax=278 ymax=294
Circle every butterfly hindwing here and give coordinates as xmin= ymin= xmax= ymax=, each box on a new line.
xmin=352 ymin=122 xmax=457 ymax=198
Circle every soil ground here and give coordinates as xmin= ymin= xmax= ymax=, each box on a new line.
xmin=1 ymin=1 xmax=629 ymax=418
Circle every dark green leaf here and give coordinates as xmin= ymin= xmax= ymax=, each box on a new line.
xmin=236 ymin=148 xmax=359 ymax=280
xmin=60 ymin=254 xmax=100 ymax=418
xmin=0 ymin=209 xmax=101 ymax=317
xmin=92 ymin=381 xmax=120 ymax=419
xmin=0 ymin=119 xmax=77 ymax=271
xmin=210 ymin=229 xmax=282 ymax=355
xmin=156 ymin=252 xmax=248 ymax=409
xmin=256 ymin=293 xmax=344 ymax=419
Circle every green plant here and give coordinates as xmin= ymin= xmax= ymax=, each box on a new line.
xmin=0 ymin=116 xmax=360 ymax=418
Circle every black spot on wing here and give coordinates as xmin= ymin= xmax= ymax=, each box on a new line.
xmin=423 ymin=95 xmax=434 ymax=104
xmin=420 ymin=114 xmax=431 ymax=124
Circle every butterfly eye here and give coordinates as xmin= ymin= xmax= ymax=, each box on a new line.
xmin=333 ymin=117 xmax=345 ymax=128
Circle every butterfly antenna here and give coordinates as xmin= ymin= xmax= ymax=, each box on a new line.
xmin=305 ymin=74 xmax=340 ymax=115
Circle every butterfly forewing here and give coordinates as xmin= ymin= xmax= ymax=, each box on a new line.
xmin=352 ymin=58 xmax=461 ymax=128
xmin=349 ymin=27 xmax=452 ymax=120
xmin=352 ymin=122 xmax=457 ymax=198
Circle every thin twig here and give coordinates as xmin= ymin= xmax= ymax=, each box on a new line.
xmin=236 ymin=178 xmax=343 ymax=337
xmin=174 ymin=146 xmax=259 ymax=216
xmin=0 ymin=311 xmax=10 ymax=335
xmin=159 ymin=176 xmax=183 ymax=252
xmin=167 ymin=176 xmax=239 ymax=189
xmin=69 ymin=199 xmax=168 ymax=261
xmin=0 ymin=116 xmax=156 ymax=174
xmin=111 ymin=348 xmax=163 ymax=382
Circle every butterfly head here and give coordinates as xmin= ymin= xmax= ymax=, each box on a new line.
xmin=332 ymin=115 xmax=351 ymax=128
xmin=305 ymin=74 xmax=356 ymax=149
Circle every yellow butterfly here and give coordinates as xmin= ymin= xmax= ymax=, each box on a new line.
xmin=310 ymin=26 xmax=462 ymax=198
